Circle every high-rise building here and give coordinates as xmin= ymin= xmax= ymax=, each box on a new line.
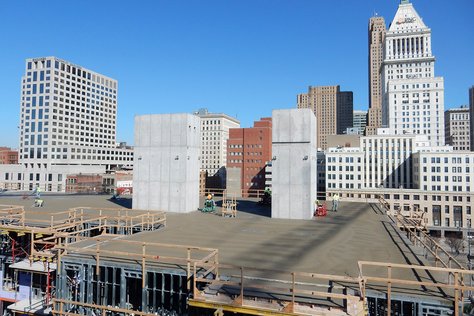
xmin=366 ymin=16 xmax=386 ymax=136
xmin=352 ymin=110 xmax=367 ymax=134
xmin=381 ymin=0 xmax=445 ymax=147
xmin=470 ymin=86 xmax=474 ymax=151
xmin=227 ymin=118 xmax=272 ymax=195
xmin=444 ymin=107 xmax=470 ymax=151
xmin=194 ymin=108 xmax=240 ymax=183
xmin=0 ymin=57 xmax=133 ymax=191
xmin=297 ymin=85 xmax=353 ymax=150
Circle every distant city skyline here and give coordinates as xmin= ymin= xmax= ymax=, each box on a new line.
xmin=0 ymin=0 xmax=472 ymax=148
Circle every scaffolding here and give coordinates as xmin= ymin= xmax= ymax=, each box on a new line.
xmin=0 ymin=205 xmax=167 ymax=316
xmin=1 ymin=200 xmax=474 ymax=315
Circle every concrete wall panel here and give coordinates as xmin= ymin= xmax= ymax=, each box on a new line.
xmin=271 ymin=109 xmax=317 ymax=220
xmin=133 ymin=114 xmax=201 ymax=213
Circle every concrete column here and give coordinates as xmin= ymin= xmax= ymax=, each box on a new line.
xmin=133 ymin=114 xmax=201 ymax=213
xmin=271 ymin=109 xmax=317 ymax=220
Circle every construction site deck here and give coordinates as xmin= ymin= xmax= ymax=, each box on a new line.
xmin=0 ymin=194 xmax=471 ymax=315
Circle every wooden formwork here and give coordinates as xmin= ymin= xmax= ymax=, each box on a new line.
xmin=359 ymin=261 xmax=474 ymax=316
xmin=4 ymin=199 xmax=474 ymax=316
xmin=0 ymin=206 xmax=167 ymax=263
xmin=190 ymin=262 xmax=364 ymax=315
xmin=57 ymin=238 xmax=219 ymax=287
xmin=0 ymin=204 xmax=25 ymax=226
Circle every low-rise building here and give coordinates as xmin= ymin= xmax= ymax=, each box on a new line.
xmin=0 ymin=147 xmax=18 ymax=164
xmin=227 ymin=118 xmax=272 ymax=195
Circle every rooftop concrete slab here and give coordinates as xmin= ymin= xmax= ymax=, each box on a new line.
xmin=0 ymin=194 xmax=428 ymax=277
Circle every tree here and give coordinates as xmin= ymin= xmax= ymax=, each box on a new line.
xmin=445 ymin=237 xmax=464 ymax=256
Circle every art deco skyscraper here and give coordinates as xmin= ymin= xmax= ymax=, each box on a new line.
xmin=381 ymin=0 xmax=445 ymax=147
xmin=366 ymin=16 xmax=386 ymax=136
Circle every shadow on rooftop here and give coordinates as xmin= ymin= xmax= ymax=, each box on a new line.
xmin=108 ymin=196 xmax=132 ymax=209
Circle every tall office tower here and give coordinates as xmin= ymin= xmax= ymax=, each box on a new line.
xmin=297 ymin=85 xmax=353 ymax=150
xmin=366 ymin=16 xmax=386 ymax=136
xmin=1 ymin=57 xmax=133 ymax=191
xmin=350 ymin=110 xmax=368 ymax=135
xmin=470 ymin=87 xmax=474 ymax=151
xmin=381 ymin=0 xmax=445 ymax=147
xmin=444 ymin=107 xmax=470 ymax=151
xmin=227 ymin=118 xmax=272 ymax=195
xmin=194 ymin=108 xmax=240 ymax=184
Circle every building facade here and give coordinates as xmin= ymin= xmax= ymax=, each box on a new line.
xmin=470 ymin=86 xmax=474 ymax=151
xmin=381 ymin=1 xmax=445 ymax=147
xmin=194 ymin=108 xmax=240 ymax=180
xmin=297 ymin=85 xmax=353 ymax=150
xmin=348 ymin=110 xmax=368 ymax=135
xmin=0 ymin=147 xmax=18 ymax=164
xmin=366 ymin=16 xmax=386 ymax=136
xmin=444 ymin=107 xmax=470 ymax=151
xmin=0 ymin=57 xmax=133 ymax=192
xmin=326 ymin=131 xmax=447 ymax=191
xmin=226 ymin=118 xmax=272 ymax=195
xmin=413 ymin=152 xmax=473 ymax=194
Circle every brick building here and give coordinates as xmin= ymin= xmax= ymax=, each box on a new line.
xmin=0 ymin=147 xmax=18 ymax=165
xmin=227 ymin=118 xmax=272 ymax=195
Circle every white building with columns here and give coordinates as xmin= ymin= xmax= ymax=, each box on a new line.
xmin=382 ymin=0 xmax=445 ymax=147
xmin=194 ymin=108 xmax=240 ymax=179
xmin=326 ymin=130 xmax=452 ymax=191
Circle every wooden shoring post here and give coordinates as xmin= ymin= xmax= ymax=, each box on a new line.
xmin=30 ymin=231 xmax=34 ymax=266
xmin=193 ymin=261 xmax=197 ymax=298
xmin=187 ymin=248 xmax=191 ymax=289
xmin=50 ymin=215 xmax=54 ymax=228
xmin=454 ymin=272 xmax=459 ymax=316
xmin=240 ymin=266 xmax=244 ymax=306
xmin=142 ymin=243 xmax=146 ymax=288
xmin=291 ymin=272 xmax=295 ymax=312
xmin=215 ymin=251 xmax=219 ymax=279
xmin=95 ymin=241 xmax=100 ymax=276
xmin=387 ymin=265 xmax=391 ymax=316
xmin=22 ymin=208 xmax=25 ymax=227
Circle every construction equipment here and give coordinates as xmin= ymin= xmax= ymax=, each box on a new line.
xmin=200 ymin=194 xmax=216 ymax=213
xmin=315 ymin=203 xmax=327 ymax=217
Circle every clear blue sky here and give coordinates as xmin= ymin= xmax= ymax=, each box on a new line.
xmin=1 ymin=0 xmax=473 ymax=147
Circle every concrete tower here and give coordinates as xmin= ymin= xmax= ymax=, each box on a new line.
xmin=133 ymin=114 xmax=201 ymax=213
xmin=271 ymin=109 xmax=317 ymax=220
xmin=366 ymin=16 xmax=386 ymax=136
xmin=381 ymin=0 xmax=445 ymax=147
